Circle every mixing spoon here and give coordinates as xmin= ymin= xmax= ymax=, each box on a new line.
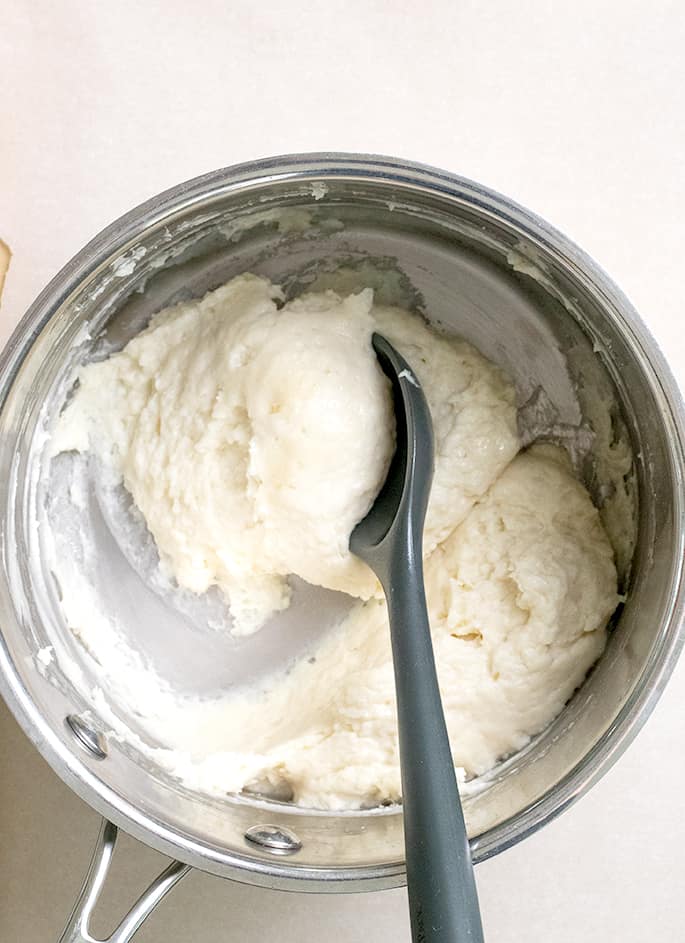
xmin=350 ymin=333 xmax=484 ymax=943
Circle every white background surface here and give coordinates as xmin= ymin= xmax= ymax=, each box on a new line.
xmin=2 ymin=2 xmax=685 ymax=940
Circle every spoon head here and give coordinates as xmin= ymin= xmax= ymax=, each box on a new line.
xmin=350 ymin=333 xmax=434 ymax=568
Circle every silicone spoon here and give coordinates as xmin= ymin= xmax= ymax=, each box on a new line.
xmin=350 ymin=333 xmax=484 ymax=943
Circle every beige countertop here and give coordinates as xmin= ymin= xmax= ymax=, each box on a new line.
xmin=2 ymin=1 xmax=685 ymax=940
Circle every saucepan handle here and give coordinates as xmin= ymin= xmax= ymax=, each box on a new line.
xmin=57 ymin=819 xmax=190 ymax=943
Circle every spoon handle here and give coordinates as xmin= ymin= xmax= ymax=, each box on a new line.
xmin=384 ymin=527 xmax=484 ymax=943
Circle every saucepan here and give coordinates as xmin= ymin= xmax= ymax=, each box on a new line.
xmin=0 ymin=154 xmax=683 ymax=941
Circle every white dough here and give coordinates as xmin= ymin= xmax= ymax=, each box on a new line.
xmin=54 ymin=274 xmax=519 ymax=635
xmin=144 ymin=447 xmax=618 ymax=808
xmin=51 ymin=275 xmax=619 ymax=809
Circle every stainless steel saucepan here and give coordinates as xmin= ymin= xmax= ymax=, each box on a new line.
xmin=0 ymin=154 xmax=683 ymax=941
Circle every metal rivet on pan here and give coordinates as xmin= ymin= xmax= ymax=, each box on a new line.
xmin=244 ymin=824 xmax=302 ymax=855
xmin=65 ymin=714 xmax=108 ymax=760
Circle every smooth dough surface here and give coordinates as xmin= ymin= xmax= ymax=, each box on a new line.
xmin=53 ymin=275 xmax=619 ymax=808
